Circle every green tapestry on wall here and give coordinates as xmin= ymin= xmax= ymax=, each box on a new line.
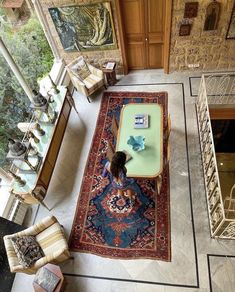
xmin=49 ymin=2 xmax=117 ymax=52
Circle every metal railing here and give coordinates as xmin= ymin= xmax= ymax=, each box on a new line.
xmin=196 ymin=73 xmax=235 ymax=239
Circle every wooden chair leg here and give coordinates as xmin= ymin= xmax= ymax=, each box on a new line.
xmin=40 ymin=200 xmax=51 ymax=211
xmin=107 ymin=140 xmax=115 ymax=162
xmin=155 ymin=175 xmax=162 ymax=195
xmin=86 ymin=95 xmax=91 ymax=103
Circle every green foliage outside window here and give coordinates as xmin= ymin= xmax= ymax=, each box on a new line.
xmin=0 ymin=17 xmax=54 ymax=169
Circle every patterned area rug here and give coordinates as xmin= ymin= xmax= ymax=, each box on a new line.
xmin=69 ymin=91 xmax=170 ymax=260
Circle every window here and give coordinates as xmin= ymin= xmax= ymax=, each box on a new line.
xmin=0 ymin=15 xmax=53 ymax=171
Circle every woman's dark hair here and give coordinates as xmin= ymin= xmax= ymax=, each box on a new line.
xmin=110 ymin=151 xmax=126 ymax=178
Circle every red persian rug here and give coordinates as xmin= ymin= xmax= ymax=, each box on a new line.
xmin=69 ymin=91 xmax=170 ymax=261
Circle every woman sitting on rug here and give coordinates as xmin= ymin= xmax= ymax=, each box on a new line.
xmin=102 ymin=151 xmax=136 ymax=202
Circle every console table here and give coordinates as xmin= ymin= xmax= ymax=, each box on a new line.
xmin=11 ymin=86 xmax=74 ymax=208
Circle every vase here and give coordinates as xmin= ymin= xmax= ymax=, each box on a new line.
xmin=127 ymin=135 xmax=145 ymax=152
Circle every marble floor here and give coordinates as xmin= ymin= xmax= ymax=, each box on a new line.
xmin=11 ymin=70 xmax=235 ymax=292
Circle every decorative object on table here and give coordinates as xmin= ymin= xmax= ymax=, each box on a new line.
xmin=226 ymin=1 xmax=235 ymax=39
xmin=5 ymin=87 xmax=73 ymax=210
xmin=105 ymin=62 xmax=116 ymax=70
xmin=48 ymin=74 xmax=60 ymax=94
xmin=102 ymin=61 xmax=117 ymax=86
xmin=184 ymin=2 xmax=199 ymax=18
xmin=204 ymin=1 xmax=220 ymax=31
xmin=134 ymin=113 xmax=149 ymax=128
xmin=48 ymin=2 xmax=117 ymax=52
xmin=34 ymin=123 xmax=45 ymax=136
xmin=127 ymin=135 xmax=145 ymax=152
xmin=31 ymin=90 xmax=57 ymax=124
xmin=69 ymin=91 xmax=170 ymax=260
xmin=8 ymin=170 xmax=26 ymax=187
xmin=28 ymin=142 xmax=39 ymax=156
xmin=7 ymin=138 xmax=42 ymax=172
xmin=8 ymin=138 xmax=27 ymax=157
xmin=46 ymin=91 xmax=54 ymax=103
xmin=179 ymin=23 xmax=192 ymax=36
xmin=32 ymin=90 xmax=47 ymax=107
xmin=28 ymin=131 xmax=40 ymax=144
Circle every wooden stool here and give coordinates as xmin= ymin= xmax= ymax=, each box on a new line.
xmin=102 ymin=62 xmax=117 ymax=86
xmin=33 ymin=263 xmax=65 ymax=292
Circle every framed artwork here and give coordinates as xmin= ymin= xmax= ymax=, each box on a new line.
xmin=184 ymin=2 xmax=199 ymax=18
xmin=48 ymin=2 xmax=117 ymax=52
xmin=179 ymin=24 xmax=192 ymax=36
xmin=226 ymin=1 xmax=235 ymax=39
xmin=204 ymin=1 xmax=220 ymax=31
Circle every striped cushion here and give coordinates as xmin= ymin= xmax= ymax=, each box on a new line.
xmin=83 ymin=74 xmax=104 ymax=93
xmin=36 ymin=223 xmax=68 ymax=256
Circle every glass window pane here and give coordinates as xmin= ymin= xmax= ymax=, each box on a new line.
xmin=0 ymin=14 xmax=53 ymax=171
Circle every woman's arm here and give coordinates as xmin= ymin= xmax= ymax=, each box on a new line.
xmin=102 ymin=161 xmax=110 ymax=177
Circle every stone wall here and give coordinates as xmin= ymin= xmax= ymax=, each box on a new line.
xmin=170 ymin=0 xmax=235 ymax=72
xmin=41 ymin=0 xmax=123 ymax=73
xmin=41 ymin=0 xmax=235 ymax=73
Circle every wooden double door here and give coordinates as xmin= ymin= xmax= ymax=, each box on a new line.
xmin=121 ymin=0 xmax=166 ymax=69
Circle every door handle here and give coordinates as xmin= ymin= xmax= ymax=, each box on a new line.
xmin=145 ymin=38 xmax=148 ymax=41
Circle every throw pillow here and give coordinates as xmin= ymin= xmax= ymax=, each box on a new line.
xmin=71 ymin=59 xmax=91 ymax=80
xmin=11 ymin=235 xmax=44 ymax=268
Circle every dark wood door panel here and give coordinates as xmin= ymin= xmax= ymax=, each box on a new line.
xmin=121 ymin=0 xmax=165 ymax=69
xmin=127 ymin=44 xmax=145 ymax=68
xmin=148 ymin=44 xmax=163 ymax=68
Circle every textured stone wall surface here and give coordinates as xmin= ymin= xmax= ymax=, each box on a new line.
xmin=41 ymin=0 xmax=123 ymax=73
xmin=170 ymin=0 xmax=235 ymax=72
xmin=41 ymin=0 xmax=235 ymax=73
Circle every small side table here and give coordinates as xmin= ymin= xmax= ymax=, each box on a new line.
xmin=102 ymin=62 xmax=117 ymax=86
xmin=33 ymin=263 xmax=64 ymax=292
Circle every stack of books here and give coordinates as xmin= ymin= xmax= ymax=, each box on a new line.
xmin=134 ymin=114 xmax=149 ymax=128
xmin=105 ymin=62 xmax=116 ymax=70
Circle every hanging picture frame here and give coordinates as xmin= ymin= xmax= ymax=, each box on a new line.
xmin=184 ymin=2 xmax=199 ymax=18
xmin=203 ymin=1 xmax=220 ymax=31
xmin=48 ymin=2 xmax=117 ymax=52
xmin=226 ymin=1 xmax=235 ymax=39
xmin=179 ymin=23 xmax=192 ymax=36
